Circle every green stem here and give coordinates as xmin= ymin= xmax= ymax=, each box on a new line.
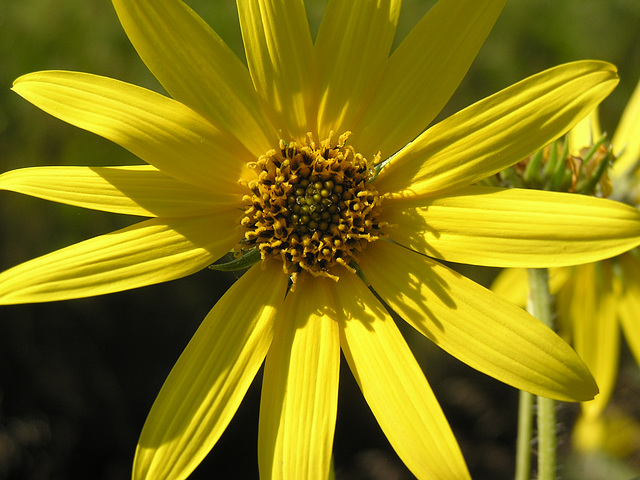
xmin=515 ymin=389 xmax=534 ymax=480
xmin=537 ymin=395 xmax=557 ymax=479
xmin=527 ymin=268 xmax=556 ymax=480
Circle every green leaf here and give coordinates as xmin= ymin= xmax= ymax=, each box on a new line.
xmin=208 ymin=248 xmax=260 ymax=272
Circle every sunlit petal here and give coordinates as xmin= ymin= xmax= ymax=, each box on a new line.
xmin=336 ymin=272 xmax=470 ymax=480
xmin=491 ymin=267 xmax=572 ymax=308
xmin=258 ymin=274 xmax=340 ymax=480
xmin=112 ymin=0 xmax=278 ymax=156
xmin=612 ymin=77 xmax=640 ymax=176
xmin=134 ymin=261 xmax=288 ymax=480
xmin=375 ymin=61 xmax=618 ymax=198
xmin=0 ymin=165 xmax=236 ymax=217
xmin=383 ymin=186 xmax=640 ymax=268
xmin=360 ymin=241 xmax=598 ymax=401
xmin=238 ymin=0 xmax=317 ymax=141
xmin=314 ymin=0 xmax=400 ymax=141
xmin=618 ymin=253 xmax=640 ymax=367
xmin=568 ymin=108 xmax=601 ymax=157
xmin=12 ymin=71 xmax=253 ymax=193
xmin=0 ymin=213 xmax=241 ymax=304
xmin=566 ymin=262 xmax=620 ymax=417
xmin=491 ymin=268 xmax=530 ymax=307
xmin=351 ymin=0 xmax=506 ymax=157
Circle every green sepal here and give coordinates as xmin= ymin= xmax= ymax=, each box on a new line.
xmin=523 ymin=147 xmax=544 ymax=185
xmin=208 ymin=248 xmax=261 ymax=271
xmin=575 ymin=133 xmax=613 ymax=195
xmin=542 ymin=139 xmax=560 ymax=180
xmin=550 ymin=140 xmax=570 ymax=190
xmin=350 ymin=260 xmax=370 ymax=287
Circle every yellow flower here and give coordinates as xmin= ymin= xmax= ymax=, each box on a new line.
xmin=493 ymin=77 xmax=640 ymax=448
xmin=1 ymin=0 xmax=640 ymax=478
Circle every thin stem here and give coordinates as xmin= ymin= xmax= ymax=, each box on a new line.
xmin=527 ymin=268 xmax=557 ymax=480
xmin=515 ymin=389 xmax=534 ymax=480
xmin=537 ymin=396 xmax=557 ymax=480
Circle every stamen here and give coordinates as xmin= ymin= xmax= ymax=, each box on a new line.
xmin=239 ymin=132 xmax=385 ymax=280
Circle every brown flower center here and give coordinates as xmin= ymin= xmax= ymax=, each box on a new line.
xmin=240 ymin=132 xmax=386 ymax=282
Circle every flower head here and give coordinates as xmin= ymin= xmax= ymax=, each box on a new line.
xmin=2 ymin=0 xmax=640 ymax=478
xmin=493 ymin=76 xmax=640 ymax=452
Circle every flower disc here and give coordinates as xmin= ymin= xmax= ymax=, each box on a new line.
xmin=241 ymin=133 xmax=386 ymax=280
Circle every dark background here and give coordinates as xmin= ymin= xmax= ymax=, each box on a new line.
xmin=1 ymin=1 xmax=640 ymax=478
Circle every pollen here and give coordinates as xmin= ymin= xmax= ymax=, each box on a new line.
xmin=240 ymin=132 xmax=386 ymax=281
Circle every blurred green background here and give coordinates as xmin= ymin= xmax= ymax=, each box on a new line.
xmin=1 ymin=1 xmax=640 ymax=479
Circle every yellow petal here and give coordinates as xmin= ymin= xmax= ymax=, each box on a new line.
xmin=618 ymin=253 xmax=640 ymax=368
xmin=336 ymin=272 xmax=470 ymax=480
xmin=568 ymin=108 xmax=601 ymax=156
xmin=134 ymin=261 xmax=288 ymax=480
xmin=12 ymin=71 xmax=252 ymax=194
xmin=555 ymin=268 xmax=579 ymax=344
xmin=112 ymin=0 xmax=278 ymax=156
xmin=0 ymin=213 xmax=241 ymax=304
xmin=375 ymin=61 xmax=619 ymax=198
xmin=384 ymin=186 xmax=640 ymax=268
xmin=237 ymin=0 xmax=317 ymax=141
xmin=0 ymin=165 xmax=236 ymax=217
xmin=258 ymin=274 xmax=340 ymax=480
xmin=613 ymin=76 xmax=640 ymax=176
xmin=351 ymin=0 xmax=506 ymax=158
xmin=314 ymin=0 xmax=401 ymax=141
xmin=566 ymin=262 xmax=620 ymax=417
xmin=491 ymin=268 xmax=530 ymax=307
xmin=360 ymin=241 xmax=598 ymax=402
xmin=575 ymin=408 xmax=640 ymax=456
xmin=491 ymin=267 xmax=572 ymax=308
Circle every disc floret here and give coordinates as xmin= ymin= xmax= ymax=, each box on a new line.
xmin=240 ymin=132 xmax=386 ymax=281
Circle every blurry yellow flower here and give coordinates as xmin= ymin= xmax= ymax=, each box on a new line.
xmin=2 ymin=0 xmax=640 ymax=479
xmin=493 ymin=77 xmax=640 ymax=448
xmin=573 ymin=408 xmax=640 ymax=457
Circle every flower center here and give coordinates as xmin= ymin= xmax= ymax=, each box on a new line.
xmin=240 ymin=132 xmax=385 ymax=281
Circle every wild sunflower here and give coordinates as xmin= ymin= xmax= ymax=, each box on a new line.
xmin=493 ymin=76 xmax=640 ymax=453
xmin=2 ymin=0 xmax=640 ymax=478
